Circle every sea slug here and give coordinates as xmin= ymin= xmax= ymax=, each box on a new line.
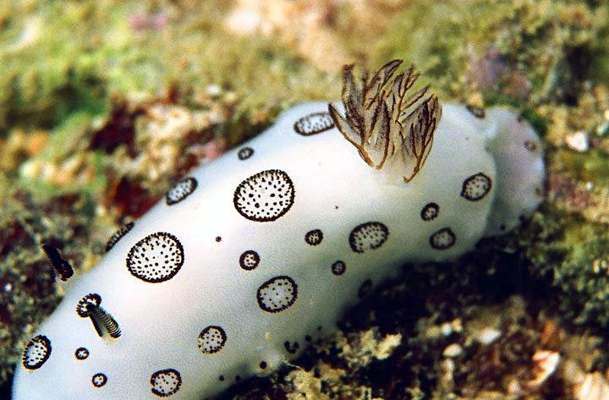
xmin=12 ymin=60 xmax=545 ymax=399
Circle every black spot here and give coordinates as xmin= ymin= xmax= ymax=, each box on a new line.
xmin=259 ymin=361 xmax=267 ymax=369
xmin=294 ymin=112 xmax=335 ymax=136
xmin=305 ymin=335 xmax=312 ymax=342
xmin=75 ymin=347 xmax=89 ymax=360
xmin=92 ymin=373 xmax=107 ymax=388
xmin=126 ymin=232 xmax=184 ymax=283
xmin=105 ymin=221 xmax=135 ymax=252
xmin=215 ymin=236 xmax=222 ymax=243
xmin=524 ymin=140 xmax=538 ymax=152
xmin=429 ymin=227 xmax=456 ymax=250
xmin=235 ymin=375 xmax=241 ymax=382
xmin=233 ymin=169 xmax=295 ymax=222
xmin=466 ymin=105 xmax=485 ymax=119
xmin=76 ymin=293 xmax=121 ymax=339
xmin=331 ymin=260 xmax=346 ymax=276
xmin=150 ymin=369 xmax=182 ymax=397
xmin=461 ymin=173 xmax=492 ymax=201
xmin=166 ymin=177 xmax=198 ymax=206
xmin=358 ymin=279 xmax=373 ymax=298
xmin=238 ymin=147 xmax=254 ymax=160
xmin=257 ymin=276 xmax=298 ymax=313
xmin=41 ymin=242 xmax=73 ymax=281
xmin=22 ymin=335 xmax=52 ymax=370
xmin=420 ymin=202 xmax=439 ymax=221
xmin=219 ymin=375 xmax=225 ymax=382
xmin=76 ymin=293 xmax=102 ymax=318
xmin=349 ymin=222 xmax=389 ymax=253
xmin=284 ymin=341 xmax=300 ymax=354
xmin=239 ymin=250 xmax=260 ymax=271
xmin=304 ymin=229 xmax=323 ymax=246
xmin=198 ymin=326 xmax=227 ymax=354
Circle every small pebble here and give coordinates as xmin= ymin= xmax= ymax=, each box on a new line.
xmin=441 ymin=322 xmax=453 ymax=336
xmin=443 ymin=343 xmax=463 ymax=358
xmin=565 ymin=131 xmax=589 ymax=152
xmin=475 ymin=327 xmax=501 ymax=345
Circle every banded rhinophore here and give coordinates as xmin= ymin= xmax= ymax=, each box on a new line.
xmin=13 ymin=60 xmax=545 ymax=399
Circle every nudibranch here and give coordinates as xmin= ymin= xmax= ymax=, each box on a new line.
xmin=13 ymin=60 xmax=544 ymax=399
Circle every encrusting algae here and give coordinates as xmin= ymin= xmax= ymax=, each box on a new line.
xmin=3 ymin=0 xmax=609 ymax=398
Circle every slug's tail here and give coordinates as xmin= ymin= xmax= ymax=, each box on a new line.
xmin=480 ymin=107 xmax=545 ymax=236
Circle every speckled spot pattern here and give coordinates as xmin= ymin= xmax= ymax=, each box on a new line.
xmin=22 ymin=336 xmax=51 ymax=370
xmin=166 ymin=177 xmax=198 ymax=206
xmin=461 ymin=173 xmax=492 ymax=201
xmin=76 ymin=294 xmax=101 ymax=317
xmin=331 ymin=260 xmax=346 ymax=276
xmin=237 ymin=147 xmax=254 ymax=160
xmin=239 ymin=250 xmax=260 ymax=270
xmin=150 ymin=369 xmax=182 ymax=397
xmin=91 ymin=373 xmax=107 ymax=388
xmin=75 ymin=347 xmax=89 ymax=360
xmin=257 ymin=276 xmax=298 ymax=313
xmin=126 ymin=232 xmax=184 ymax=283
xmin=421 ymin=202 xmax=439 ymax=221
xmin=293 ymin=112 xmax=335 ymax=136
xmin=429 ymin=227 xmax=456 ymax=250
xmin=233 ymin=170 xmax=295 ymax=222
xmin=349 ymin=222 xmax=389 ymax=253
xmin=198 ymin=326 xmax=227 ymax=354
xmin=304 ymin=229 xmax=323 ymax=246
xmin=105 ymin=221 xmax=135 ymax=252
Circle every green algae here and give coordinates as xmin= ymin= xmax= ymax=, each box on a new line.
xmin=524 ymin=208 xmax=609 ymax=326
xmin=0 ymin=0 xmax=335 ymax=133
xmin=3 ymin=0 xmax=609 ymax=397
xmin=554 ymin=148 xmax=609 ymax=183
xmin=1 ymin=0 xmax=337 ymax=201
xmin=373 ymin=0 xmax=609 ymax=104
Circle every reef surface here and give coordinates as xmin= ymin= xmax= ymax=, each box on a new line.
xmin=2 ymin=1 xmax=609 ymax=398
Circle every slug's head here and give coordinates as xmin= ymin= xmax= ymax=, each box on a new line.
xmin=473 ymin=107 xmax=545 ymax=236
xmin=328 ymin=59 xmax=442 ymax=183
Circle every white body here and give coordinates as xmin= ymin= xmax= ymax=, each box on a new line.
xmin=13 ymin=102 xmax=544 ymax=399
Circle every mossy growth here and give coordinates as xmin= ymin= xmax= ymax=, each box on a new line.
xmin=4 ymin=0 xmax=609 ymax=396
xmin=523 ymin=208 xmax=609 ymax=327
xmin=0 ymin=0 xmax=336 ymax=133
xmin=373 ymin=0 xmax=609 ymax=106
xmin=1 ymin=0 xmax=340 ymax=203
